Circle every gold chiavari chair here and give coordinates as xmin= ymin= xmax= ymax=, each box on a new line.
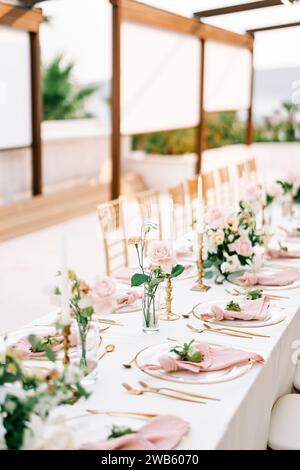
xmin=245 ymin=157 xmax=258 ymax=184
xmin=168 ymin=183 xmax=187 ymax=239
xmin=202 ymin=171 xmax=217 ymax=206
xmin=236 ymin=161 xmax=248 ymax=201
xmin=136 ymin=189 xmax=162 ymax=240
xmin=97 ymin=198 xmax=128 ymax=276
xmin=218 ymin=166 xmax=233 ymax=206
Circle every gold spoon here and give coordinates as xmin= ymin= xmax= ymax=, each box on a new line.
xmin=122 ymin=354 xmax=137 ymax=369
xmin=122 ymin=383 xmax=206 ymax=404
xmin=98 ymin=344 xmax=115 ymax=361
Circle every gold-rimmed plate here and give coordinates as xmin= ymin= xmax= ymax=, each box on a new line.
xmin=192 ymin=298 xmax=286 ymax=328
xmin=67 ymin=411 xmax=189 ymax=450
xmin=227 ymin=268 xmax=300 ymax=291
xmin=135 ymin=340 xmax=254 ymax=385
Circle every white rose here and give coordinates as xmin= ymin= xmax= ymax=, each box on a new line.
xmin=220 ymin=261 xmax=231 ymax=273
xmin=23 ymin=415 xmax=75 ymax=450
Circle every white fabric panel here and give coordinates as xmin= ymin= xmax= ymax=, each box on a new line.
xmin=0 ymin=26 xmax=32 ymax=148
xmin=121 ymin=21 xmax=201 ymax=134
xmin=204 ymin=41 xmax=251 ymax=112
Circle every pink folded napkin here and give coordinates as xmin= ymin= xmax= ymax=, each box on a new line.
xmin=142 ymin=342 xmax=263 ymax=374
xmin=279 ymin=226 xmax=300 ymax=238
xmin=80 ymin=415 xmax=189 ymax=450
xmin=111 ymin=267 xmax=137 ymax=282
xmin=266 ymin=248 xmax=300 ymax=259
xmin=117 ymin=290 xmax=142 ymax=307
xmin=11 ymin=327 xmax=78 ymax=358
xmin=239 ymin=269 xmax=300 ymax=287
xmin=200 ymin=297 xmax=270 ymax=322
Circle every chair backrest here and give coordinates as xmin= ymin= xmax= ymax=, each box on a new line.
xmin=245 ymin=157 xmax=257 ymax=185
xmin=97 ymin=198 xmax=128 ymax=275
xmin=246 ymin=157 xmax=257 ymax=174
xmin=217 ymin=166 xmax=233 ymax=206
xmin=168 ymin=183 xmax=187 ymax=239
xmin=136 ymin=189 xmax=162 ymax=240
xmin=202 ymin=171 xmax=217 ymax=206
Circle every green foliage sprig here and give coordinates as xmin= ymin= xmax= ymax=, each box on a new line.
xmin=170 ymin=340 xmax=204 ymax=363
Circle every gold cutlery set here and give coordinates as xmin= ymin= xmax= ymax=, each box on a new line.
xmin=122 ymin=381 xmax=219 ymax=404
xmin=186 ymin=322 xmax=270 ymax=339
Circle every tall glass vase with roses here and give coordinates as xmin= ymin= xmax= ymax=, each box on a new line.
xmin=203 ymin=206 xmax=264 ymax=281
xmin=129 ymin=224 xmax=184 ymax=333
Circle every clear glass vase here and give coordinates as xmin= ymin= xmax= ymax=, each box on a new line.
xmin=75 ymin=321 xmax=99 ymax=388
xmin=142 ymin=284 xmax=161 ymax=334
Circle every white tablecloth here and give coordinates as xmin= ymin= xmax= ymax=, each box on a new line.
xmin=41 ymin=272 xmax=300 ymax=450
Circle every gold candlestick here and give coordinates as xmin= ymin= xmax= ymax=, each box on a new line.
xmin=62 ymin=324 xmax=71 ymax=366
xmin=262 ymin=204 xmax=267 ymax=228
xmin=191 ymin=232 xmax=210 ymax=292
xmin=160 ymin=277 xmax=179 ymax=321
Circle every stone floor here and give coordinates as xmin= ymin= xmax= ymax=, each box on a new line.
xmin=0 ymin=213 xmax=104 ymax=334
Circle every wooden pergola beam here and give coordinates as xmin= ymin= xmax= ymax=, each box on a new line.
xmin=0 ymin=3 xmax=43 ymax=32
xmin=248 ymin=21 xmax=300 ymax=34
xmin=120 ymin=0 xmax=253 ymax=48
xmin=194 ymin=0 xmax=284 ymax=18
xmin=111 ymin=0 xmax=254 ymax=198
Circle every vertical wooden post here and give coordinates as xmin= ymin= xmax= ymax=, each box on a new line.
xmin=30 ymin=30 xmax=42 ymax=196
xmin=196 ymin=38 xmax=205 ymax=174
xmin=111 ymin=0 xmax=121 ymax=199
xmin=246 ymin=44 xmax=254 ymax=145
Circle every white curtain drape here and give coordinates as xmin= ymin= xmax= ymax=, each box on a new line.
xmin=0 ymin=26 xmax=32 ymax=149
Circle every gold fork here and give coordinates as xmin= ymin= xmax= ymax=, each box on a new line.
xmin=122 ymin=383 xmax=206 ymax=404
xmin=187 ymin=323 xmax=252 ymax=339
xmin=225 ymin=288 xmax=288 ymax=300
xmin=138 ymin=380 xmax=220 ymax=401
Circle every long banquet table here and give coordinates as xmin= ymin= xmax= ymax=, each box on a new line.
xmin=36 ymin=270 xmax=300 ymax=450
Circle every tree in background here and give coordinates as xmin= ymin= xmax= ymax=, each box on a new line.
xmin=281 ymin=101 xmax=299 ymax=141
xmin=43 ymin=55 xmax=98 ymax=121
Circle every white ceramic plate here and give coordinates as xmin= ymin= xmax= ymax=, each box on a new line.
xmin=192 ymin=298 xmax=286 ymax=328
xmin=6 ymin=324 xmax=97 ymax=363
xmin=227 ymin=267 xmax=300 ymax=291
xmin=135 ymin=340 xmax=254 ymax=384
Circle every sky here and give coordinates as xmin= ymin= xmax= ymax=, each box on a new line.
xmin=39 ymin=0 xmax=300 ymax=84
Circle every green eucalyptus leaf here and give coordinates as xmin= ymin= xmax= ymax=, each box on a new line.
xmin=204 ymin=270 xmax=214 ymax=279
xmin=170 ymin=264 xmax=185 ymax=278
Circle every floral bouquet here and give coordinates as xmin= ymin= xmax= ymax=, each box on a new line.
xmin=0 ymin=350 xmax=89 ymax=450
xmin=203 ymin=205 xmax=265 ymax=279
xmin=48 ymin=271 xmax=118 ymax=373
xmin=129 ymin=223 xmax=184 ymax=333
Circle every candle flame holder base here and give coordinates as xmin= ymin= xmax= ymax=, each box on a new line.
xmin=191 ymin=283 xmax=210 ymax=292
xmin=160 ymin=312 xmax=180 ymax=321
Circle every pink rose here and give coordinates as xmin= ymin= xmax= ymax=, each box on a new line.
xmin=204 ymin=207 xmax=224 ymax=229
xmin=148 ymin=241 xmax=175 ymax=274
xmin=269 ymin=183 xmax=284 ymax=199
xmin=92 ymin=276 xmax=116 ymax=298
xmin=91 ymin=276 xmax=117 ymax=314
xmin=229 ymin=236 xmax=253 ymax=258
xmin=246 ymin=184 xmax=257 ymax=201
